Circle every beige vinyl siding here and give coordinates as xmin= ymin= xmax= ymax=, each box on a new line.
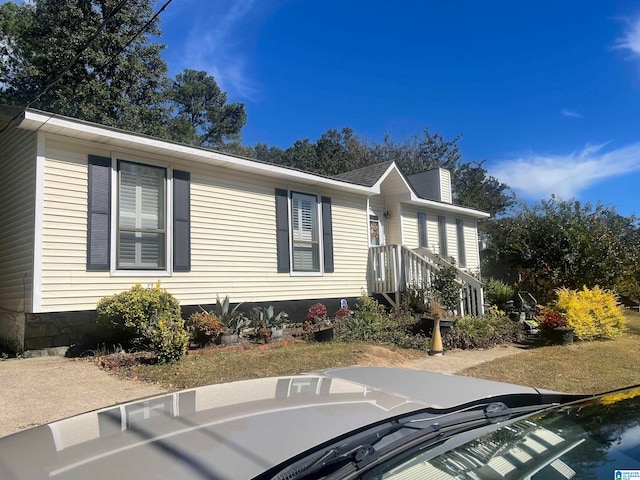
xmin=439 ymin=169 xmax=452 ymax=203
xmin=401 ymin=205 xmax=420 ymax=249
xmin=39 ymin=139 xmax=371 ymax=311
xmin=461 ymin=217 xmax=480 ymax=273
xmin=399 ymin=206 xmax=479 ymax=273
xmin=0 ymin=126 xmax=37 ymax=312
xmin=401 ymin=205 xmax=440 ymax=251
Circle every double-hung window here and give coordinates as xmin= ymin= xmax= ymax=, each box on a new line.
xmin=291 ymin=192 xmax=320 ymax=272
xmin=87 ymin=155 xmax=191 ymax=273
xmin=117 ymin=161 xmax=167 ymax=269
xmin=274 ymin=189 xmax=333 ymax=274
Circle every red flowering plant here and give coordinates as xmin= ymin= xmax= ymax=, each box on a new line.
xmin=334 ymin=307 xmax=351 ymax=319
xmin=303 ymin=303 xmax=332 ymax=337
xmin=537 ymin=308 xmax=568 ymax=332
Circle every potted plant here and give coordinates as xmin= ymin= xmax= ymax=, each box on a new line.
xmin=214 ymin=295 xmax=250 ymax=345
xmin=303 ymin=303 xmax=333 ymax=342
xmin=250 ymin=306 xmax=288 ymax=343
xmin=538 ymin=308 xmax=574 ymax=345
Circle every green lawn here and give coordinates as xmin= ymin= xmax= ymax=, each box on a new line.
xmin=460 ymin=310 xmax=640 ymax=394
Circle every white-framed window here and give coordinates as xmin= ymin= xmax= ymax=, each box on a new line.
xmin=291 ymin=192 xmax=321 ymax=272
xmin=116 ymin=160 xmax=167 ymax=270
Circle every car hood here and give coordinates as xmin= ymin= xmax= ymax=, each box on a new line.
xmin=0 ymin=367 xmax=544 ymax=480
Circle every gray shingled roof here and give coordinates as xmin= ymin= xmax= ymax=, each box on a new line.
xmin=332 ymin=161 xmax=394 ymax=187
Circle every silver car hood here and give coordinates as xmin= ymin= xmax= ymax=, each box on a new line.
xmin=0 ymin=367 xmax=541 ymax=479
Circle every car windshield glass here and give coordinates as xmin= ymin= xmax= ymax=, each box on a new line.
xmin=369 ymin=388 xmax=640 ymax=480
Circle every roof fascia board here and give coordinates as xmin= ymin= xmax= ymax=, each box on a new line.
xmin=405 ymin=197 xmax=490 ymax=218
xmin=372 ymin=162 xmax=413 ymax=191
xmin=19 ymin=109 xmax=374 ymax=195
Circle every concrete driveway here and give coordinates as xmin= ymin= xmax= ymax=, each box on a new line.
xmin=0 ymin=356 xmax=165 ymax=437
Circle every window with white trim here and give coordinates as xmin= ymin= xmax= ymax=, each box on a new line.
xmin=291 ymin=192 xmax=320 ymax=272
xmin=117 ymin=160 xmax=167 ymax=269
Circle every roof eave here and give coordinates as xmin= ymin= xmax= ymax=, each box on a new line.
xmin=16 ymin=109 xmax=375 ymax=195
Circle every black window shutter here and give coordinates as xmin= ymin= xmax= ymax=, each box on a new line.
xmin=87 ymin=155 xmax=111 ymax=270
xmin=173 ymin=170 xmax=191 ymax=272
xmin=275 ymin=189 xmax=290 ymax=272
xmin=322 ymin=196 xmax=334 ymax=273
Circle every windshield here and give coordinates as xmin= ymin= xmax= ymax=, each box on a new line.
xmin=367 ymin=388 xmax=640 ymax=480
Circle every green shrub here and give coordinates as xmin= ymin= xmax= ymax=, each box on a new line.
xmin=186 ymin=311 xmax=224 ymax=346
xmin=431 ymin=263 xmax=461 ymax=313
xmin=443 ymin=313 xmax=520 ymax=350
xmin=139 ymin=312 xmax=189 ymax=364
xmin=96 ymin=283 xmax=181 ymax=339
xmin=334 ymin=295 xmax=430 ymax=350
xmin=555 ymin=286 xmax=626 ymax=340
xmin=484 ymin=278 xmax=514 ymax=307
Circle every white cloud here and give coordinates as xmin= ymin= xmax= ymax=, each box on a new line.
xmin=491 ymin=143 xmax=640 ymax=200
xmin=560 ymin=109 xmax=582 ymax=118
xmin=615 ymin=16 xmax=640 ymax=55
xmin=167 ymin=0 xmax=259 ymax=100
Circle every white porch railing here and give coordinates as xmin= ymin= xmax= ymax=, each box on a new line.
xmin=368 ymin=245 xmax=484 ymax=316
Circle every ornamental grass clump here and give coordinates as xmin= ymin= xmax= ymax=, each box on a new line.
xmin=554 ymin=286 xmax=626 ymax=340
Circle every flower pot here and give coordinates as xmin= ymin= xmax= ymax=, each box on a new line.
xmin=220 ymin=332 xmax=239 ymax=345
xmin=314 ymin=327 xmax=334 ymax=342
xmin=271 ymin=326 xmax=285 ymax=342
xmin=546 ymin=327 xmax=574 ymax=345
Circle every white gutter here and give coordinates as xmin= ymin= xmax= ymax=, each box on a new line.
xmin=14 ymin=109 xmax=375 ymax=195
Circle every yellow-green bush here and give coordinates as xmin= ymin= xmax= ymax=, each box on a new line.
xmin=554 ymin=286 xmax=626 ymax=340
xmin=139 ymin=312 xmax=189 ymax=364
xmin=96 ymin=283 xmax=182 ymax=338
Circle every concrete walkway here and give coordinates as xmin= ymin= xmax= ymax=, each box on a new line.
xmin=403 ymin=344 xmax=528 ymax=375
xmin=0 ymin=344 xmax=528 ymax=438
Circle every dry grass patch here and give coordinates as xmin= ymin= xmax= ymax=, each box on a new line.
xmin=461 ymin=310 xmax=640 ymax=394
xmin=127 ymin=342 xmax=423 ymax=390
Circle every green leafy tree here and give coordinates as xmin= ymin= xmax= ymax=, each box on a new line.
xmin=0 ymin=2 xmax=247 ymax=147
xmin=251 ymin=126 xmax=514 ymax=218
xmin=485 ymin=197 xmax=640 ymax=303
xmin=0 ymin=0 xmax=169 ymax=136
xmin=168 ymin=69 xmax=247 ymax=147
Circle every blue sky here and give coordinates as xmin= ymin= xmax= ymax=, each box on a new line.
xmin=159 ymin=0 xmax=640 ymax=216
xmin=10 ymin=0 xmax=640 ymax=215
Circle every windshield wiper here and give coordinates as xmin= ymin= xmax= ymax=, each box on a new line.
xmin=269 ymin=402 xmax=553 ymax=480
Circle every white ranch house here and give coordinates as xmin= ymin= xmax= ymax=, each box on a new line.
xmin=0 ymin=106 xmax=489 ymax=353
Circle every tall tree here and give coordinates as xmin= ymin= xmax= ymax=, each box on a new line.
xmin=251 ymin=126 xmax=514 ymax=217
xmin=0 ymin=0 xmax=169 ymax=136
xmin=168 ymin=69 xmax=246 ymax=147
